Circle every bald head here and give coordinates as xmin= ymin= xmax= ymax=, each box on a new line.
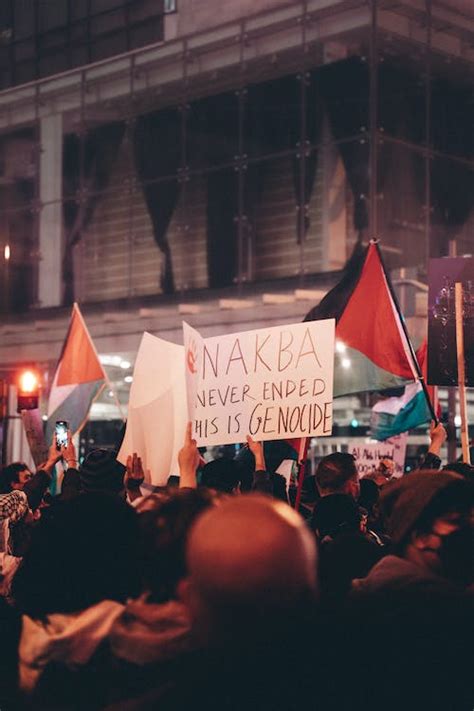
xmin=182 ymin=495 xmax=317 ymax=637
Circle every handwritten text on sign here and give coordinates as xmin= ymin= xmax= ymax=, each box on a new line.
xmin=349 ymin=441 xmax=396 ymax=477
xmin=183 ymin=319 xmax=335 ymax=446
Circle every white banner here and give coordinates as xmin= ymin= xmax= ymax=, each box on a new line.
xmin=386 ymin=432 xmax=408 ymax=478
xmin=184 ymin=319 xmax=335 ymax=447
xmin=118 ymin=332 xmax=188 ymax=486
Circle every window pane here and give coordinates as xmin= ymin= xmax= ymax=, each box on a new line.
xmin=90 ymin=32 xmax=127 ymax=62
xmin=13 ymin=0 xmax=34 ymax=39
xmin=39 ymin=0 xmax=67 ymax=32
xmin=187 ymin=92 xmax=239 ymax=171
xmin=244 ymin=74 xmax=300 ymax=161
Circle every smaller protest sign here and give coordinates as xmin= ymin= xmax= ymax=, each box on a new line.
xmin=118 ymin=332 xmax=188 ymax=485
xmin=428 ymin=256 xmax=474 ymax=386
xmin=386 ymin=432 xmax=408 ymax=478
xmin=183 ymin=319 xmax=335 ymax=447
xmin=350 ymin=433 xmax=407 ymax=478
xmin=349 ymin=441 xmax=395 ymax=478
xmin=21 ymin=410 xmax=49 ymax=468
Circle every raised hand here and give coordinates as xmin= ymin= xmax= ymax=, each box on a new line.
xmin=61 ymin=431 xmax=78 ymax=470
xmin=125 ymin=452 xmax=145 ymax=489
xmin=429 ymin=421 xmax=447 ymax=456
xmin=246 ymin=435 xmax=266 ymax=471
xmin=178 ymin=422 xmax=200 ymax=488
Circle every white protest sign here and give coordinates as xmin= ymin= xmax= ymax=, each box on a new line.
xmin=118 ymin=332 xmax=188 ymax=486
xmin=183 ymin=319 xmax=335 ymax=447
xmin=349 ymin=441 xmax=395 ymax=478
xmin=386 ymin=432 xmax=408 ymax=478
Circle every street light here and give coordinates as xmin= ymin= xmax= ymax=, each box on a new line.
xmin=17 ymin=369 xmax=40 ymax=412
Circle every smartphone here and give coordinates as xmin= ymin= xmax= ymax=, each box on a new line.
xmin=55 ymin=420 xmax=69 ymax=450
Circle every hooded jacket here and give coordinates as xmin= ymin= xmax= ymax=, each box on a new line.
xmin=352 ymin=554 xmax=459 ymax=595
xmin=18 ymin=596 xmax=193 ymax=710
xmin=110 ymin=595 xmax=192 ymax=666
xmin=19 ymin=600 xmax=124 ymax=697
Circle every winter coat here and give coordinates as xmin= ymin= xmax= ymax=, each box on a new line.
xmin=352 ymin=554 xmax=461 ymax=595
xmin=18 ymin=596 xmax=193 ymax=710
xmin=18 ymin=600 xmax=124 ymax=709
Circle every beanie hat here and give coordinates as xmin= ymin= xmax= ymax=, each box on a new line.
xmin=380 ymin=470 xmax=467 ymax=546
xmin=201 ymin=459 xmax=241 ymax=494
xmin=79 ymin=449 xmax=125 ymax=494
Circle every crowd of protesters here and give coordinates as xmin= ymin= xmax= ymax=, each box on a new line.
xmin=0 ymin=419 xmax=472 ymax=710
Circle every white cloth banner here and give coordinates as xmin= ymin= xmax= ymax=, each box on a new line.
xmin=183 ymin=319 xmax=335 ymax=447
xmin=117 ymin=332 xmax=188 ymax=486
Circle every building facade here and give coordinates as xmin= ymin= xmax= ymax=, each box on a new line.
xmin=0 ymin=0 xmax=473 ymax=461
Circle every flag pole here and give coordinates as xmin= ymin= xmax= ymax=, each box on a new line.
xmin=454 ymin=282 xmax=470 ymax=464
xmin=373 ymin=241 xmax=438 ymax=425
xmin=294 ymin=437 xmax=309 ymax=512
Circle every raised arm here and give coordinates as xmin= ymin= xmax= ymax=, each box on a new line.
xmin=178 ymin=422 xmax=200 ymax=489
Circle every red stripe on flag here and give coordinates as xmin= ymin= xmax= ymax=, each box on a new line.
xmin=337 ymin=244 xmax=414 ymax=379
xmin=57 ymin=306 xmax=106 ymax=386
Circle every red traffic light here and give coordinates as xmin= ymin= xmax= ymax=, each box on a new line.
xmin=17 ymin=370 xmax=40 ymax=412
xmin=19 ymin=370 xmax=39 ymax=394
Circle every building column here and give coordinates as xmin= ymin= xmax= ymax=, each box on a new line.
xmin=39 ymin=114 xmax=63 ymax=307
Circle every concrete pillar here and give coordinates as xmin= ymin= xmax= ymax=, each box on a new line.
xmin=39 ymin=114 xmax=63 ymax=307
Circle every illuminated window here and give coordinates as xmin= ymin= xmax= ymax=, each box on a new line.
xmin=164 ymin=0 xmax=177 ymax=13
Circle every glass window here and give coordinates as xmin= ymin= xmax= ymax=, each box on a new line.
xmin=187 ymin=91 xmax=239 ymax=172
xmin=164 ymin=0 xmax=177 ymax=13
xmin=39 ymin=0 xmax=68 ymax=32
xmin=13 ymin=0 xmax=34 ymax=39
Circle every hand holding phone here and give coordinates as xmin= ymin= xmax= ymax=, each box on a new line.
xmin=55 ymin=421 xmax=69 ymax=451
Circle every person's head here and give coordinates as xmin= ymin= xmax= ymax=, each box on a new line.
xmin=443 ymin=462 xmax=474 ymax=482
xmin=315 ymin=452 xmax=359 ymax=499
xmin=359 ymin=477 xmax=380 ymax=520
xmin=139 ymin=487 xmax=217 ymax=603
xmin=179 ymin=495 xmax=317 ymax=643
xmin=12 ymin=492 xmax=141 ymax=616
xmin=200 ymin=458 xmax=241 ymax=494
xmin=381 ymin=470 xmax=474 ymax=586
xmin=311 ymin=493 xmax=361 ymax=540
xmin=0 ymin=462 xmax=32 ymax=493
xmin=79 ymin=448 xmax=125 ymax=496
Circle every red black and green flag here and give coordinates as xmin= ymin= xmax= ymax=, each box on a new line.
xmin=304 ymin=240 xmax=420 ymax=397
xmin=46 ymin=303 xmax=107 ymax=444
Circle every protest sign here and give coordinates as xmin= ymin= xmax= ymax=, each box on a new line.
xmin=21 ymin=410 xmax=49 ymax=468
xmin=349 ymin=441 xmax=395 ymax=478
xmin=350 ymin=434 xmax=407 ymax=478
xmin=118 ymin=332 xmax=188 ymax=486
xmin=428 ymin=256 xmax=474 ymax=386
xmin=183 ymin=319 xmax=335 ymax=447
xmin=386 ymin=432 xmax=408 ymax=478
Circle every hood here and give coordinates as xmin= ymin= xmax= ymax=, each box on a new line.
xmin=19 ymin=599 xmax=124 ymax=693
xmin=110 ymin=596 xmax=192 ymax=665
xmin=352 ymin=554 xmax=453 ymax=595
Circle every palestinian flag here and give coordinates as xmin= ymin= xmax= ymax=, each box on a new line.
xmin=371 ymin=340 xmax=439 ymax=441
xmin=305 ymin=241 xmax=420 ymax=397
xmin=46 ymin=303 xmax=106 ymax=442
